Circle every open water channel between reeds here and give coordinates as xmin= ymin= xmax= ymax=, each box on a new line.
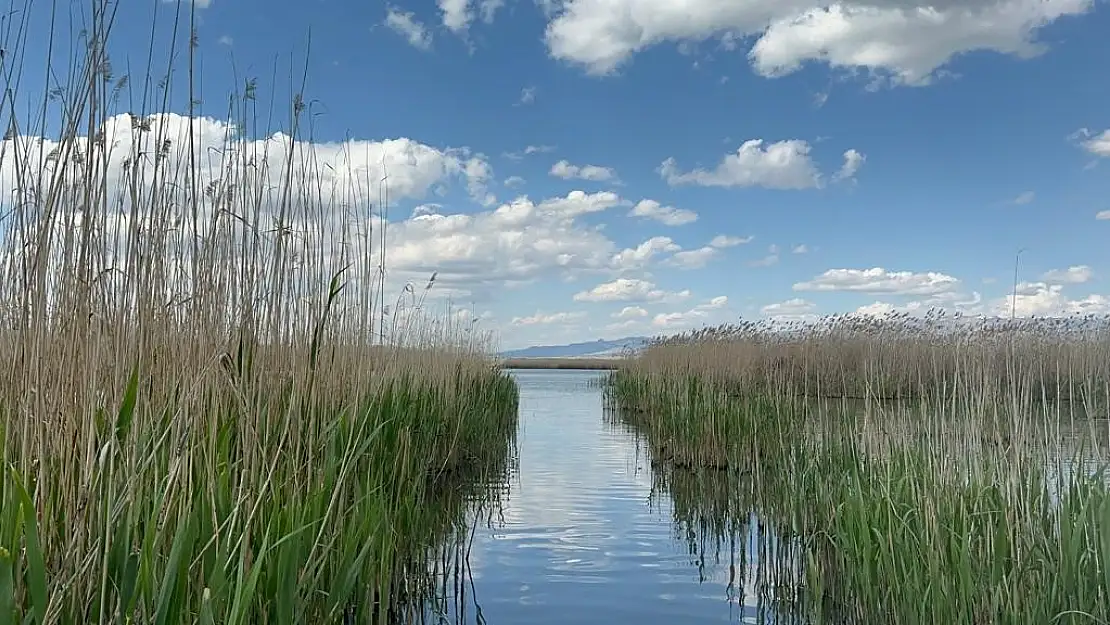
xmin=419 ymin=369 xmax=786 ymax=625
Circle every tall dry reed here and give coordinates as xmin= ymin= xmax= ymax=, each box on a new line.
xmin=609 ymin=312 xmax=1110 ymax=623
xmin=0 ymin=1 xmax=516 ymax=622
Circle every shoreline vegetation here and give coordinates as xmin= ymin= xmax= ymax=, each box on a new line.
xmin=607 ymin=312 xmax=1110 ymax=623
xmin=0 ymin=2 xmax=517 ymax=623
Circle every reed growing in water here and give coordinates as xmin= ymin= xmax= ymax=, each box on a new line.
xmin=0 ymin=2 xmax=517 ymax=622
xmin=609 ymin=312 xmax=1110 ymax=623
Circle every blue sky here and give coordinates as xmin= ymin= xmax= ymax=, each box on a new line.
xmin=8 ymin=0 xmax=1110 ymax=349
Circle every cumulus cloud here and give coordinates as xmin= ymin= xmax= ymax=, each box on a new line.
xmin=651 ymin=295 xmax=729 ymax=328
xmin=998 ymin=282 xmax=1109 ymax=317
xmin=438 ymin=0 xmax=505 ymax=32
xmin=1097 ymin=210 xmax=1110 ymax=220
xmin=2 ymin=113 xmax=490 ymax=215
xmin=628 ymin=199 xmax=698 ymax=226
xmin=504 ymin=175 xmax=526 ymax=187
xmin=550 ymin=159 xmax=618 ymax=182
xmin=660 ymin=139 xmax=826 ymax=189
xmin=612 ymin=306 xmax=648 ymax=320
xmin=610 ymin=236 xmax=680 ymax=271
xmin=791 ymin=244 xmax=809 ymax=254
xmin=573 ymin=278 xmax=690 ymax=303
xmin=439 ymin=0 xmax=472 ymax=32
xmin=833 ymin=149 xmax=865 ymax=181
xmin=504 ymin=145 xmax=557 ymax=160
xmin=544 ymin=0 xmax=1094 ymax=86
xmin=385 ymin=7 xmax=434 ymax=50
xmin=664 ymin=247 xmax=719 ymax=269
xmin=1076 ymin=128 xmax=1110 ymax=157
xmin=0 ymin=112 xmax=531 ymax=345
xmin=518 ymin=86 xmax=538 ymax=105
xmin=1041 ymin=265 xmax=1093 ymax=284
xmin=854 ymin=291 xmax=984 ymax=317
xmin=386 ymin=190 xmax=624 ymax=294
xmin=511 ymin=311 xmax=587 ymax=325
xmin=659 ymin=234 xmax=753 ymax=269
xmin=794 ymin=267 xmax=961 ymax=295
xmin=854 ymin=300 xmax=928 ymax=317
xmin=710 ymin=235 xmax=754 ymax=248
xmin=761 ymin=298 xmax=817 ymax=316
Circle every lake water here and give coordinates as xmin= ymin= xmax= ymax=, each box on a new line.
xmin=410 ymin=368 xmax=1110 ymax=625
xmin=426 ymin=369 xmax=773 ymax=625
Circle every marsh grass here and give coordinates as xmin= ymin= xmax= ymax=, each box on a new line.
xmin=0 ymin=1 xmax=517 ymax=623
xmin=609 ymin=313 xmax=1110 ymax=624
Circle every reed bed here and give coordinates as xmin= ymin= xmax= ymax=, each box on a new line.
xmin=0 ymin=2 xmax=517 ymax=622
xmin=608 ymin=312 xmax=1110 ymax=624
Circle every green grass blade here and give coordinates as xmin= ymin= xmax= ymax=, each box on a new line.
xmin=8 ymin=467 xmax=47 ymax=625
xmin=115 ymin=363 xmax=140 ymax=444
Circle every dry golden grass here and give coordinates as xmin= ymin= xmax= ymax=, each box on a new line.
xmin=0 ymin=3 xmax=517 ymax=622
xmin=608 ymin=312 xmax=1110 ymax=623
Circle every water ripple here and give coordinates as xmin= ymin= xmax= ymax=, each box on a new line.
xmin=439 ymin=370 xmax=758 ymax=625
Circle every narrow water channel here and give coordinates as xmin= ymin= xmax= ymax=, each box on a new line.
xmin=434 ymin=369 xmax=765 ymax=624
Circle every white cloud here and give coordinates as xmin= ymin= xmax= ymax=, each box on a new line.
xmin=664 ymin=247 xmax=719 ymax=269
xmin=504 ymin=145 xmax=557 ymax=160
xmin=710 ymin=235 xmax=753 ymax=248
xmin=791 ymin=244 xmax=809 ymax=254
xmin=610 ymin=236 xmax=680 ymax=271
xmin=651 ymin=295 xmax=729 ymax=328
xmin=0 ymin=113 xmax=538 ymax=344
xmin=384 ymin=190 xmax=625 ymax=295
xmin=511 ymin=311 xmax=587 ymax=326
xmin=218 ymin=35 xmax=233 ymax=46
xmin=833 ymin=149 xmax=865 ymax=181
xmin=385 ymin=7 xmax=434 ymax=50
xmin=660 ymin=139 xmax=826 ymax=189
xmin=533 ymin=189 xmax=623 ymax=217
xmin=612 ymin=306 xmax=648 ymax=320
xmin=3 ymin=113 xmax=487 ymax=212
xmin=854 ymin=300 xmax=926 ymax=317
xmin=479 ymin=0 xmax=505 ymax=23
xmin=794 ymin=267 xmax=961 ymax=295
xmin=438 ymin=0 xmax=504 ymax=32
xmin=439 ymin=0 xmax=472 ymax=32
xmin=573 ymin=278 xmax=689 ymax=303
xmin=411 ymin=203 xmax=443 ymax=217
xmin=628 ymin=199 xmax=698 ymax=226
xmin=504 ymin=175 xmax=526 ymax=187
xmin=1077 ymin=128 xmax=1110 ymax=157
xmin=1097 ymin=210 xmax=1110 ymax=220
xmin=550 ymin=159 xmax=617 ymax=182
xmin=518 ymin=86 xmax=538 ymax=105
xmin=854 ymin=291 xmax=984 ymax=317
xmin=1041 ymin=265 xmax=1093 ymax=284
xmin=544 ymin=0 xmax=1094 ymax=86
xmin=997 ymin=282 xmax=1110 ymax=317
xmin=660 ymin=234 xmax=755 ymax=269
xmin=761 ymin=298 xmax=817 ymax=316
xmin=1011 ymin=190 xmax=1035 ymax=205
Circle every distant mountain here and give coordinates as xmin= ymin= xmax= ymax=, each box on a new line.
xmin=501 ymin=336 xmax=651 ymax=359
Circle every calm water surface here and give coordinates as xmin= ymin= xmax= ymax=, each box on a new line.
xmin=437 ymin=369 xmax=768 ymax=625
